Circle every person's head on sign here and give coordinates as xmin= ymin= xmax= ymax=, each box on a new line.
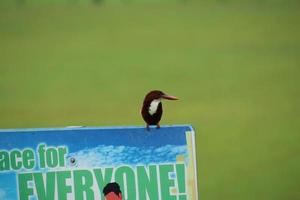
xmin=103 ymin=182 xmax=122 ymax=200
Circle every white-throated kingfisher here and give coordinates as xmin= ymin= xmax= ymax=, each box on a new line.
xmin=141 ymin=90 xmax=178 ymax=130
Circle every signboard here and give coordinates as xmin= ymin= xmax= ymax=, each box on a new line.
xmin=0 ymin=125 xmax=198 ymax=200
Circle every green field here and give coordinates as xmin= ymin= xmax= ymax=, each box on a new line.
xmin=0 ymin=1 xmax=300 ymax=199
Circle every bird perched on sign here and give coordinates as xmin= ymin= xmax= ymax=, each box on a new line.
xmin=141 ymin=90 xmax=178 ymax=130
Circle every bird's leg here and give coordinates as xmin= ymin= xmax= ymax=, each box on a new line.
xmin=156 ymin=123 xmax=160 ymax=129
xmin=146 ymin=124 xmax=150 ymax=131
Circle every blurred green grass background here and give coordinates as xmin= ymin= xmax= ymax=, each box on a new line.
xmin=0 ymin=1 xmax=299 ymax=199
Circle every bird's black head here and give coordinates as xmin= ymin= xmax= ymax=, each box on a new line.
xmin=143 ymin=90 xmax=178 ymax=103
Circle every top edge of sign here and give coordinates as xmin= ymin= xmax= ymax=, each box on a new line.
xmin=0 ymin=124 xmax=194 ymax=133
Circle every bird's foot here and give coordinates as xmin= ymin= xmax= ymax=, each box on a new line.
xmin=156 ymin=124 xmax=160 ymax=129
xmin=146 ymin=124 xmax=150 ymax=131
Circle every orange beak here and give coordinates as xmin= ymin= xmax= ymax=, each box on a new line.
xmin=162 ymin=94 xmax=179 ymax=100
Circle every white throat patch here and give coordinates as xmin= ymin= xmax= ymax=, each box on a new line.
xmin=148 ymin=99 xmax=161 ymax=115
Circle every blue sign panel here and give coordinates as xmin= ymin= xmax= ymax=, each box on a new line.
xmin=0 ymin=125 xmax=198 ymax=200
